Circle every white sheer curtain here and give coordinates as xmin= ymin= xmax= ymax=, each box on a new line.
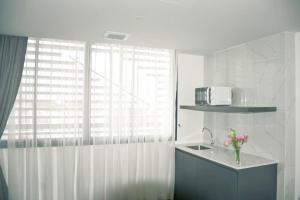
xmin=0 ymin=38 xmax=175 ymax=200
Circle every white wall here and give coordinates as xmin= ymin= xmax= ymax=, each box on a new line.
xmin=203 ymin=32 xmax=296 ymax=200
xmin=295 ymin=32 xmax=300 ymax=200
xmin=176 ymin=53 xmax=204 ymax=142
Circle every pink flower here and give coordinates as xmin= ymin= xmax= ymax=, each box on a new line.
xmin=224 ymin=140 xmax=232 ymax=147
xmin=236 ymin=135 xmax=244 ymax=142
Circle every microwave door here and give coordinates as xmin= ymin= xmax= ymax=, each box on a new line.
xmin=196 ymin=88 xmax=207 ymax=105
xmin=207 ymin=87 xmax=211 ymax=105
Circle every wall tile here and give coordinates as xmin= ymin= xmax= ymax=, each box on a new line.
xmin=203 ymin=32 xmax=296 ymax=200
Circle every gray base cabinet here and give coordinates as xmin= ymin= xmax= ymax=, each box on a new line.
xmin=175 ymin=149 xmax=277 ymax=200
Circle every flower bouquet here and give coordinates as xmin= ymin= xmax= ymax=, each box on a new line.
xmin=224 ymin=129 xmax=248 ymax=165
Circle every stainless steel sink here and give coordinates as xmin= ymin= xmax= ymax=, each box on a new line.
xmin=187 ymin=145 xmax=211 ymax=150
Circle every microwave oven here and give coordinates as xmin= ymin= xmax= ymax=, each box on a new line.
xmin=195 ymin=87 xmax=232 ymax=105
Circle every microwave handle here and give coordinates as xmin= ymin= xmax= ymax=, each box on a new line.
xmin=207 ymin=87 xmax=211 ymax=104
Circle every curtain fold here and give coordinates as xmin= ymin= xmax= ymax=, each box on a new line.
xmin=0 ymin=35 xmax=28 ymax=200
xmin=0 ymin=35 xmax=28 ymax=138
xmin=0 ymin=165 xmax=8 ymax=200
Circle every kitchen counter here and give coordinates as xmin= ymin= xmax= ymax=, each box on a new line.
xmin=175 ymin=142 xmax=277 ymax=170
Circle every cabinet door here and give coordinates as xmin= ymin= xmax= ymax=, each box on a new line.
xmin=237 ymin=166 xmax=277 ymax=200
xmin=196 ymin=156 xmax=238 ymax=200
xmin=175 ymin=150 xmax=200 ymax=200
xmin=175 ymin=150 xmax=238 ymax=200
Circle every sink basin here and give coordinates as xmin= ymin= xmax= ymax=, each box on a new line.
xmin=187 ymin=145 xmax=211 ymax=150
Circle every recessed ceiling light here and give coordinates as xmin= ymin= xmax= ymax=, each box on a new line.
xmin=104 ymin=31 xmax=130 ymax=41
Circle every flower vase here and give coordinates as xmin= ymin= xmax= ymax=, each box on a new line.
xmin=235 ymin=149 xmax=241 ymax=165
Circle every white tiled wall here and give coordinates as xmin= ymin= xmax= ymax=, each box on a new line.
xmin=203 ymin=32 xmax=296 ymax=200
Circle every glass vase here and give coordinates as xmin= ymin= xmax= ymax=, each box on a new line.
xmin=235 ymin=149 xmax=241 ymax=165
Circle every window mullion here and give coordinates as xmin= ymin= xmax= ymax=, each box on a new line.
xmin=33 ymin=39 xmax=39 ymax=147
xmin=83 ymin=42 xmax=91 ymax=142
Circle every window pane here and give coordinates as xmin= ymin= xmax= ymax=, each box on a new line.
xmin=36 ymin=39 xmax=84 ymax=139
xmin=90 ymin=44 xmax=173 ymax=138
xmin=3 ymin=38 xmax=85 ymax=140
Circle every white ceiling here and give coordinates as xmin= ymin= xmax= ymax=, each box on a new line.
xmin=0 ymin=0 xmax=300 ymax=54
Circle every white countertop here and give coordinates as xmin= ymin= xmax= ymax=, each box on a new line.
xmin=175 ymin=142 xmax=278 ymax=170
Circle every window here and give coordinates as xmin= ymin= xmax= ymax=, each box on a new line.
xmin=3 ymin=38 xmax=174 ymax=143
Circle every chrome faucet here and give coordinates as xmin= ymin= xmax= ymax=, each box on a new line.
xmin=202 ymin=127 xmax=215 ymax=145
